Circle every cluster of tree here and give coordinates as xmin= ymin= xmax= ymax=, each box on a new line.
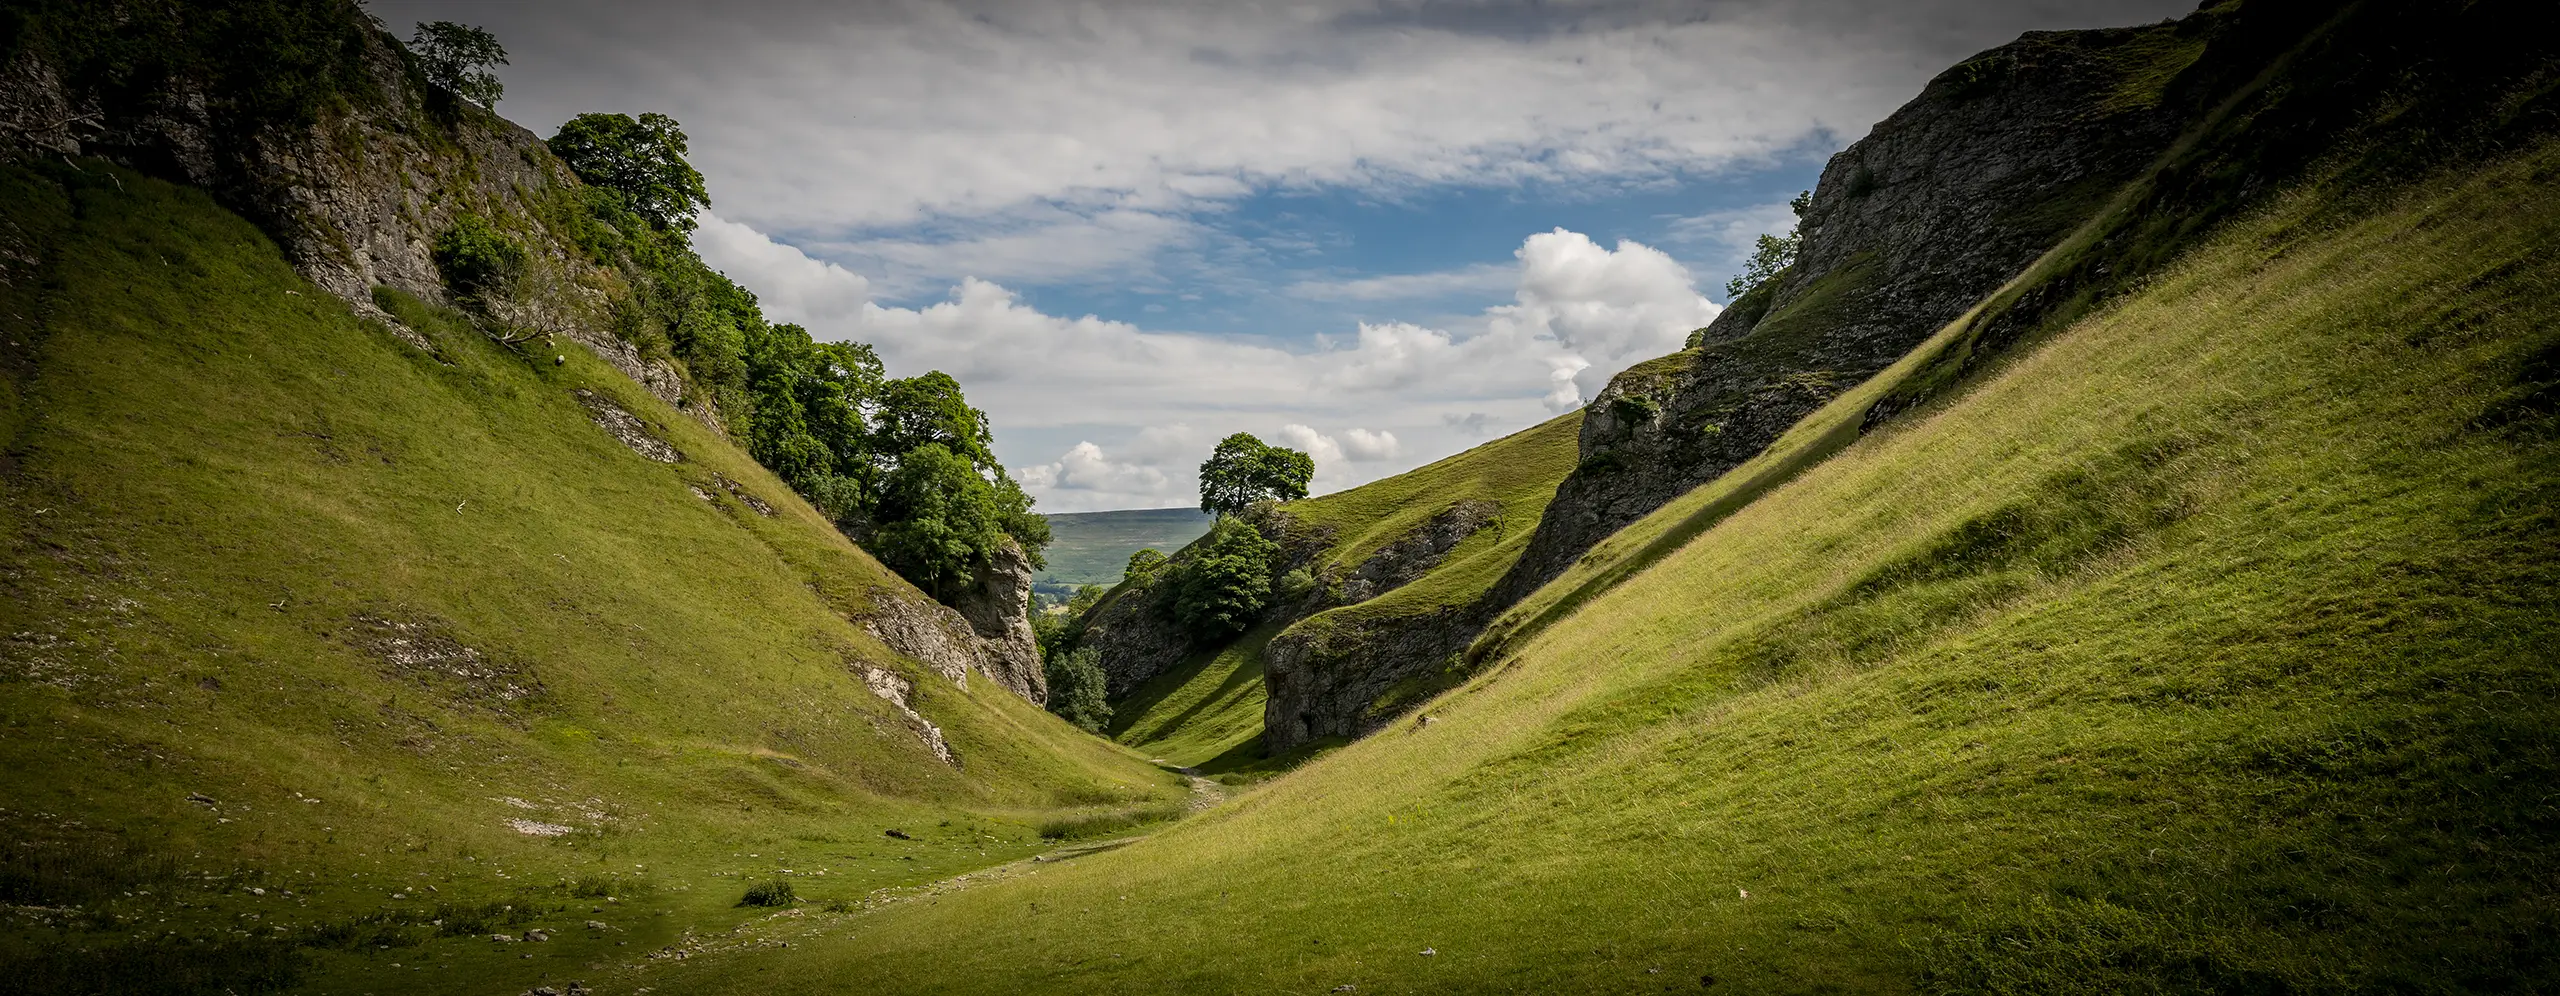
xmin=402 ymin=25 xmax=1045 ymax=600
xmin=1723 ymin=190 xmax=1814 ymax=301
xmin=1031 ymin=432 xmax=1315 ymax=731
xmin=1033 ymin=585 xmax=1112 ymax=732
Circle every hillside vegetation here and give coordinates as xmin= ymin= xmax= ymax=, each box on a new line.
xmin=0 ymin=161 xmax=1179 ymax=995
xmin=1105 ymin=411 xmax=1582 ymax=772
xmin=637 ymin=130 xmax=2560 ymax=995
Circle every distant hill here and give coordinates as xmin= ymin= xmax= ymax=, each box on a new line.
xmin=1037 ymin=507 xmax=1215 ymax=588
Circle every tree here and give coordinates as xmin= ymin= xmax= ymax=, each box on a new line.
xmin=870 ymin=372 xmax=996 ymax=471
xmin=1123 ymin=548 xmax=1169 ymax=584
xmin=549 ymin=112 xmax=711 ymax=233
xmin=1724 ymin=190 xmax=1813 ymax=300
xmin=1169 ymin=518 xmax=1278 ymax=641
xmin=410 ymin=21 xmax=506 ymax=109
xmin=869 ymin=444 xmax=1006 ymax=600
xmin=430 ymin=214 xmax=525 ymax=299
xmin=1198 ymin=433 xmax=1314 ymax=518
xmin=1044 ymin=647 xmax=1112 ymax=733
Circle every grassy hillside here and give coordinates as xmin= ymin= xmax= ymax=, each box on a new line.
xmin=638 ymin=135 xmax=2560 ymax=994
xmin=1105 ymin=412 xmax=1583 ymax=771
xmin=0 ymin=161 xmax=1181 ymax=995
xmin=1035 ymin=507 xmax=1213 ymax=588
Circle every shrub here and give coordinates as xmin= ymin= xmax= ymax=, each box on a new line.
xmin=1124 ymin=547 xmax=1169 ymax=584
xmin=1170 ymin=518 xmax=1278 ymax=642
xmin=738 ymin=880 xmax=794 ymax=908
xmin=1277 ymin=567 xmax=1317 ymax=603
xmin=1045 ymin=647 xmax=1112 ymax=733
xmin=431 ymin=214 xmax=526 ymax=299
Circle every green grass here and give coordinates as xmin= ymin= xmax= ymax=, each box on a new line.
xmin=0 ymin=161 xmax=1182 ymax=995
xmin=631 ymin=135 xmax=2560 ymax=995
xmin=1102 ymin=411 xmax=1584 ymax=764
xmin=1035 ymin=507 xmax=1213 ymax=587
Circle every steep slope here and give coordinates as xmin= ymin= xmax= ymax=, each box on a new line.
xmin=647 ymin=120 xmax=2560 ymax=996
xmin=0 ymin=161 xmax=1180 ymax=995
xmin=1095 ymin=411 xmax=1582 ymax=767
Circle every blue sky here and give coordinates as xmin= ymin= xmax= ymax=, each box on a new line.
xmin=378 ymin=0 xmax=2192 ymax=511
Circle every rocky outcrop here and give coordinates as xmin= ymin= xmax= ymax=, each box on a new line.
xmin=860 ymin=589 xmax=984 ymax=688
xmin=0 ymin=13 xmax=700 ymax=421
xmin=852 ymin=541 xmax=1046 ymax=705
xmin=1487 ymin=17 xmax=2211 ymax=608
xmin=1332 ymin=499 xmax=1499 ymax=604
xmin=951 ymin=539 xmax=1046 ymax=703
xmin=1260 ymin=500 xmax=1505 ymax=752
xmin=1076 ymin=505 xmax=1343 ymax=698
xmin=1263 ymin=603 xmax=1483 ymax=753
xmin=860 ymin=666 xmax=957 ymax=767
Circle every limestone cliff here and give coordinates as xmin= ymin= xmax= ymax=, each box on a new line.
xmin=0 ymin=10 xmax=697 ymax=417
xmin=1488 ymin=17 xmax=2206 ymax=608
xmin=0 ymin=2 xmax=1058 ymax=704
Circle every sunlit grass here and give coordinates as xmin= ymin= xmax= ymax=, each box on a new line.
xmin=0 ymin=160 xmax=1182 ymax=994
xmin=641 ymin=138 xmax=2560 ymax=995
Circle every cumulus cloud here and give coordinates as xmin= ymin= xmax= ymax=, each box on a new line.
xmin=1012 ymin=441 xmax=1174 ymax=509
xmin=1488 ymin=230 xmax=1720 ymax=407
xmin=699 ymin=215 xmax=1719 ymax=507
xmin=1339 ymin=428 xmax=1402 ymax=461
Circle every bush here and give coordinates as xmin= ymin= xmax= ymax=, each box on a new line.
xmin=1124 ymin=547 xmax=1169 ymax=584
xmin=1045 ymin=647 xmax=1112 ymax=733
xmin=1170 ymin=518 xmax=1278 ymax=642
xmin=738 ymin=880 xmax=794 ymax=907
xmin=431 ymin=214 xmax=526 ymax=299
xmin=1277 ymin=567 xmax=1317 ymax=603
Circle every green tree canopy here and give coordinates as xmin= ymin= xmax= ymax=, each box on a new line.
xmin=1124 ymin=548 xmax=1169 ymax=584
xmin=1044 ymin=647 xmax=1112 ymax=733
xmin=870 ymin=444 xmax=1005 ymax=600
xmin=1724 ymin=189 xmax=1813 ymax=300
xmin=871 ymin=372 xmax=996 ymax=471
xmin=549 ymin=112 xmax=711 ymax=233
xmin=409 ymin=21 xmax=506 ymax=109
xmin=1198 ymin=433 xmax=1314 ymax=518
xmin=1170 ymin=518 xmax=1278 ymax=641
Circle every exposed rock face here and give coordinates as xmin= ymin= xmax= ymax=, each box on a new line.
xmin=0 ymin=21 xmax=700 ymax=421
xmin=951 ymin=539 xmax=1046 ymax=703
xmin=1335 ymin=499 xmax=1500 ymax=604
xmin=860 ymin=589 xmax=983 ymax=688
xmin=854 ymin=541 xmax=1046 ymax=706
xmin=1264 ymin=604 xmax=1483 ymax=753
xmin=1488 ymin=20 xmax=2205 ymax=608
xmin=573 ymin=390 xmax=682 ymax=463
xmin=860 ymin=666 xmax=957 ymax=767
xmin=1080 ymin=506 xmax=1334 ymax=698
xmin=1261 ymin=500 xmax=1504 ymax=752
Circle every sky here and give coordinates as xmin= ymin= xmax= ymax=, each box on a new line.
xmin=372 ymin=0 xmax=2194 ymax=512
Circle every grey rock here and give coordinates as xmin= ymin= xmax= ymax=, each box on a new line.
xmin=1488 ymin=23 xmax=2197 ymax=610
xmin=572 ymin=390 xmax=681 ymax=464
xmin=950 ymin=538 xmax=1045 ymax=702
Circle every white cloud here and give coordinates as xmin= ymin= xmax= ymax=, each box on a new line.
xmin=1487 ymin=229 xmax=1720 ymax=406
xmin=1339 ymin=428 xmax=1401 ymax=461
xmin=699 ymin=218 xmax=1721 ymax=508
xmin=1274 ymin=424 xmax=1348 ymax=468
xmin=389 ymin=0 xmax=2194 ymax=289
xmin=1013 ymin=441 xmax=1175 ymax=510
